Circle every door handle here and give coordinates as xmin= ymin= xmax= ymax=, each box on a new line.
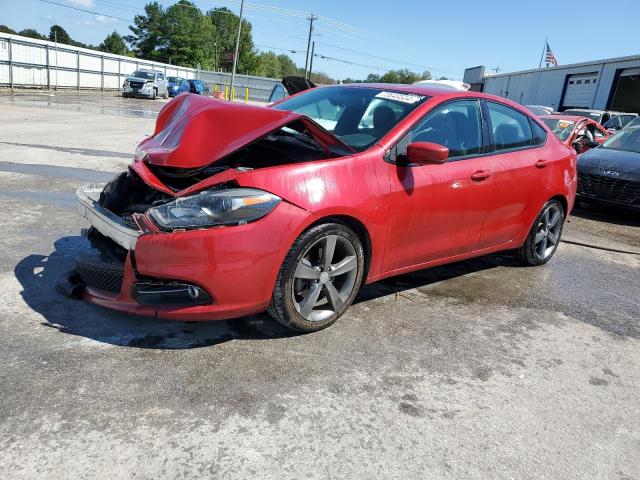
xmin=535 ymin=159 xmax=549 ymax=168
xmin=470 ymin=170 xmax=492 ymax=181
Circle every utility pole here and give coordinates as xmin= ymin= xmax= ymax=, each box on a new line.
xmin=304 ymin=14 xmax=317 ymax=78
xmin=308 ymin=41 xmax=315 ymax=80
xmin=229 ymin=0 xmax=244 ymax=100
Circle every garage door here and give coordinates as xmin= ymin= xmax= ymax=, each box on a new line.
xmin=561 ymin=73 xmax=598 ymax=109
xmin=610 ymin=68 xmax=640 ymax=113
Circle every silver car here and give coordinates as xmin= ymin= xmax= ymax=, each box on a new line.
xmin=122 ymin=69 xmax=169 ymax=100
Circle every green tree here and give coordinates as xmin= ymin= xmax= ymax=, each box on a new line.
xmin=126 ymin=2 xmax=169 ymax=61
xmin=99 ymin=31 xmax=128 ymax=55
xmin=256 ymin=51 xmax=280 ymax=78
xmin=19 ymin=29 xmax=47 ymax=40
xmin=49 ymin=25 xmax=72 ymax=44
xmin=207 ymin=7 xmax=258 ymax=74
xmin=366 ymin=73 xmax=381 ymax=82
xmin=277 ymin=54 xmax=299 ymax=77
xmin=164 ymin=1 xmax=217 ymax=68
xmin=1 ymin=25 xmax=17 ymax=35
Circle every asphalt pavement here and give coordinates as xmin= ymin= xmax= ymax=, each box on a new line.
xmin=0 ymin=91 xmax=639 ymax=479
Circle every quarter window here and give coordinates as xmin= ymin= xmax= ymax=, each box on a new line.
xmin=409 ymin=100 xmax=483 ymax=159
xmin=531 ymin=119 xmax=547 ymax=146
xmin=486 ymin=102 xmax=533 ymax=151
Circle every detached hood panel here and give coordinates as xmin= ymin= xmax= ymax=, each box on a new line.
xmin=137 ymin=93 xmax=332 ymax=169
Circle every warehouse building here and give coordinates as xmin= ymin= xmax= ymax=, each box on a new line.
xmin=463 ymin=54 xmax=640 ymax=113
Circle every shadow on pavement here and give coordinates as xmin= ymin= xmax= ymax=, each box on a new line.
xmin=14 ymin=236 xmax=298 ymax=350
xmin=571 ymin=200 xmax=640 ymax=228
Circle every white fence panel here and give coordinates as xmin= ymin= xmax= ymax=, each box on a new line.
xmin=103 ymin=58 xmax=119 ymax=74
xmin=0 ymin=64 xmax=10 ymax=83
xmin=0 ymin=39 xmax=10 ymax=61
xmin=13 ymin=65 xmax=47 ymax=85
xmin=79 ymin=53 xmax=101 ymax=72
xmin=13 ymin=42 xmax=47 ymax=65
xmin=0 ymin=32 xmax=279 ymax=100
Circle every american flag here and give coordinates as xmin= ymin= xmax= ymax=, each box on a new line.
xmin=545 ymin=42 xmax=558 ymax=66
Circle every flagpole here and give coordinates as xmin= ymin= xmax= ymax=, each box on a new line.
xmin=538 ymin=37 xmax=547 ymax=69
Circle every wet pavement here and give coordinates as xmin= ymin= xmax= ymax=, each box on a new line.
xmin=0 ymin=92 xmax=639 ymax=479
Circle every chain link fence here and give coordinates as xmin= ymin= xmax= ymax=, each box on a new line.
xmin=0 ymin=32 xmax=279 ymax=102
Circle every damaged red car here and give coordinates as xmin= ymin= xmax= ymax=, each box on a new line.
xmin=63 ymin=85 xmax=577 ymax=332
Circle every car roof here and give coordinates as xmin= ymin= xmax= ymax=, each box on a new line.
xmin=540 ymin=115 xmax=590 ymax=122
xmin=335 ymin=83 xmax=521 ymax=105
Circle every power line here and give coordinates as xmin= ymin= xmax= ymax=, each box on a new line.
xmin=37 ymin=0 xmax=132 ymax=22
xmin=313 ymin=52 xmax=394 ymax=72
xmin=316 ymin=41 xmax=454 ymax=72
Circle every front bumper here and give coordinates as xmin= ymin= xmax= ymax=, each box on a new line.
xmin=122 ymin=84 xmax=154 ymax=97
xmin=71 ymin=184 xmax=310 ymax=320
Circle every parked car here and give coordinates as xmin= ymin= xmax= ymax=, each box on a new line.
xmin=540 ymin=115 xmax=610 ymax=153
xmin=525 ymin=105 xmax=554 ymax=116
xmin=602 ymin=112 xmax=638 ymax=132
xmin=561 ymin=109 xmax=636 ymax=131
xmin=122 ymin=69 xmax=168 ymax=99
xmin=167 ymin=76 xmax=190 ymax=97
xmin=187 ymin=79 xmax=209 ymax=95
xmin=413 ymin=79 xmax=471 ymax=91
xmin=268 ymin=76 xmax=316 ymax=104
xmin=67 ymin=86 xmax=576 ymax=333
xmin=576 ymin=125 xmax=640 ymax=210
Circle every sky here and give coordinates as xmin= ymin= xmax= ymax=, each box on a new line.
xmin=4 ymin=0 xmax=640 ymax=80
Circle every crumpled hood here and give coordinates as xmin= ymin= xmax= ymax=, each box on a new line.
xmin=578 ymin=147 xmax=640 ymax=176
xmin=135 ymin=93 xmax=348 ymax=170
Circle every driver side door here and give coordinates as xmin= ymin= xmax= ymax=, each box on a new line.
xmin=382 ymin=99 xmax=495 ymax=273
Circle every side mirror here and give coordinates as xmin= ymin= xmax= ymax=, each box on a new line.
xmin=572 ymin=141 xmax=583 ymax=153
xmin=406 ymin=142 xmax=449 ymax=164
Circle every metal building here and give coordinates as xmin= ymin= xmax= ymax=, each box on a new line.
xmin=464 ymin=55 xmax=640 ymax=113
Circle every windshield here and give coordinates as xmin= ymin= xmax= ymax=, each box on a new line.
xmin=541 ymin=118 xmax=576 ymax=141
xmin=167 ymin=77 xmax=183 ymax=83
xmin=600 ymin=126 xmax=640 ymax=154
xmin=563 ymin=110 xmax=602 ymax=122
xmin=131 ymin=70 xmax=155 ymax=80
xmin=272 ymin=86 xmax=429 ymax=151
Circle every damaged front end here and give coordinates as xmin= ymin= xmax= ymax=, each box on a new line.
xmin=62 ymin=93 xmax=348 ymax=314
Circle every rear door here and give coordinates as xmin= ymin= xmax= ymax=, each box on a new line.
xmin=383 ymin=99 xmax=496 ymax=272
xmin=477 ymin=101 xmax=552 ymax=248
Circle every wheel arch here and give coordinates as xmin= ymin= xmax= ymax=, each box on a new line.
xmin=304 ymin=214 xmax=372 ymax=283
xmin=549 ymin=194 xmax=568 ymax=216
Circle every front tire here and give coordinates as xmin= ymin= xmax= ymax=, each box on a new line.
xmin=517 ymin=199 xmax=565 ymax=266
xmin=151 ymin=88 xmax=157 ymax=100
xmin=269 ymin=223 xmax=365 ymax=333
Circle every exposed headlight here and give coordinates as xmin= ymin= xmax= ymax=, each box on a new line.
xmin=148 ymin=188 xmax=281 ymax=230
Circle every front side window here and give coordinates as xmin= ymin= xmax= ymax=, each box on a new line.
xmin=487 ymin=102 xmax=533 ymax=150
xmin=269 ymin=84 xmax=286 ymax=103
xmin=273 ymin=86 xmax=429 ymax=151
xmin=409 ymin=100 xmax=483 ymax=158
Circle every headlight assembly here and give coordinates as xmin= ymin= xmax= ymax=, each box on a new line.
xmin=148 ymin=188 xmax=281 ymax=230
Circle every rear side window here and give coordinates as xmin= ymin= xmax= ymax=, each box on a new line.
xmin=530 ymin=119 xmax=547 ymax=146
xmin=486 ymin=102 xmax=533 ymax=151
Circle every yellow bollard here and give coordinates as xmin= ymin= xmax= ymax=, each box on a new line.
xmin=232 ymin=87 xmax=236 ymax=101
xmin=245 ymin=87 xmax=249 ymax=103
xmin=213 ymin=84 xmax=218 ymax=93
xmin=224 ymin=85 xmax=228 ymax=100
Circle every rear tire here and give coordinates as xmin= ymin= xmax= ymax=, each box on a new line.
xmin=163 ymin=90 xmax=169 ymax=99
xmin=151 ymin=88 xmax=157 ymax=100
xmin=517 ymin=199 xmax=565 ymax=266
xmin=268 ymin=223 xmax=365 ymax=333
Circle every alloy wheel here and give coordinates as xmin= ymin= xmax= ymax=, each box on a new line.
xmin=292 ymin=234 xmax=359 ymax=322
xmin=534 ymin=204 xmax=562 ymax=260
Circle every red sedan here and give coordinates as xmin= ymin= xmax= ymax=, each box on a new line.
xmin=540 ymin=115 xmax=610 ymax=153
xmin=67 ymin=85 xmax=577 ymax=332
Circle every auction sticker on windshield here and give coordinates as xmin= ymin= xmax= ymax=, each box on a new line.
xmin=375 ymin=91 xmax=424 ymax=104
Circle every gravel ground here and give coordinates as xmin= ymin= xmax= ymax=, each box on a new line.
xmin=0 ymin=92 xmax=639 ymax=479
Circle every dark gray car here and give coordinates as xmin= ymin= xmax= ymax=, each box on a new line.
xmin=577 ymin=126 xmax=640 ymax=210
xmin=122 ymin=69 xmax=169 ymax=100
